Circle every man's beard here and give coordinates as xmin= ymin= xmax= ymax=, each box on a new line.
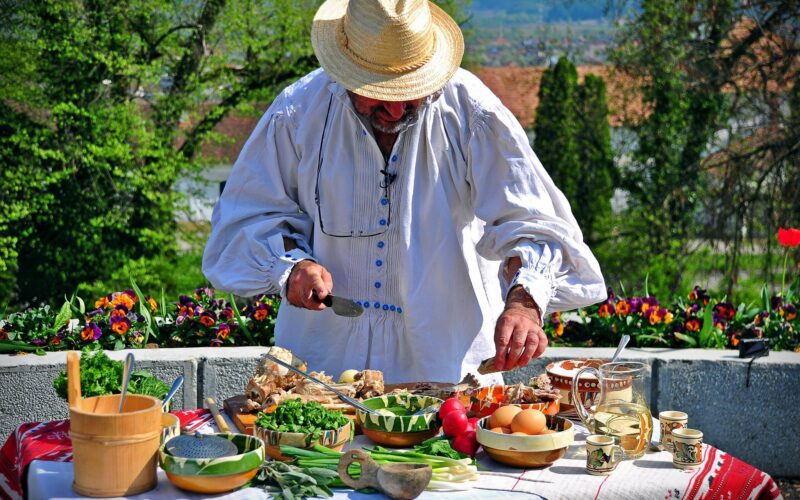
xmin=367 ymin=109 xmax=419 ymax=134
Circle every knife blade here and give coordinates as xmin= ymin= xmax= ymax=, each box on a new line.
xmin=314 ymin=291 xmax=364 ymax=317
xmin=261 ymin=353 xmax=377 ymax=414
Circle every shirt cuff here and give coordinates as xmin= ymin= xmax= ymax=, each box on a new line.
xmin=276 ymin=248 xmax=316 ymax=299
xmin=506 ymin=268 xmax=555 ymax=325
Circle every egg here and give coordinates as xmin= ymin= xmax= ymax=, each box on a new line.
xmin=490 ymin=426 xmax=512 ymax=434
xmin=510 ymin=409 xmax=547 ymax=435
xmin=511 ymin=431 xmax=529 ymax=436
xmin=489 ymin=405 xmax=522 ymax=429
xmin=539 ymin=428 xmax=556 ymax=434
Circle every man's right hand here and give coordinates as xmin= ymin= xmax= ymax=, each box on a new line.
xmin=286 ymin=260 xmax=334 ymax=311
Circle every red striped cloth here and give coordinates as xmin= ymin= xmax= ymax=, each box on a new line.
xmin=0 ymin=409 xmax=211 ymax=500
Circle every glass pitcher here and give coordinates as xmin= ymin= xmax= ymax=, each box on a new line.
xmin=570 ymin=362 xmax=653 ymax=459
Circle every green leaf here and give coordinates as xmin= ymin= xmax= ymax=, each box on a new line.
xmin=761 ymin=284 xmax=770 ymax=313
xmin=673 ymin=331 xmax=698 ymax=347
xmin=229 ymin=293 xmax=255 ymax=345
xmin=130 ymin=277 xmax=156 ymax=345
xmin=52 ymin=300 xmax=72 ymax=333
xmin=644 ymin=273 xmax=650 ymax=297
xmin=113 ymin=339 xmax=125 ymax=351
xmin=698 ymin=302 xmax=714 ymax=347
xmin=0 ymin=340 xmax=41 ymax=352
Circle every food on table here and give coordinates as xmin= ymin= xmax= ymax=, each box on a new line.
xmin=510 ymin=409 xmax=547 ymax=435
xmin=451 ymin=430 xmax=479 ymax=456
xmin=254 ymin=399 xmax=350 ymax=441
xmin=438 ymin=397 xmax=467 ymax=421
xmin=461 ymin=374 xmax=561 ymax=418
xmin=242 ymin=347 xmax=385 ymax=413
xmin=413 ymin=436 xmax=470 ymax=460
xmin=338 ymin=369 xmax=359 ymax=383
xmin=442 ymin=411 xmax=469 ymax=437
xmin=488 ymin=405 xmax=522 ymax=429
xmin=490 ymin=427 xmax=511 ymax=434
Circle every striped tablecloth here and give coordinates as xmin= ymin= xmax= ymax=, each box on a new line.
xmin=1 ymin=410 xmax=782 ymax=500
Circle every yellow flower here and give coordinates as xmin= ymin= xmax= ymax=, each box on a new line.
xmin=147 ymin=297 xmax=157 ymax=312
xmin=95 ymin=297 xmax=110 ymax=309
xmin=112 ymin=293 xmax=135 ymax=311
xmin=664 ymin=312 xmax=673 ymax=324
xmin=555 ymin=323 xmax=564 ymax=337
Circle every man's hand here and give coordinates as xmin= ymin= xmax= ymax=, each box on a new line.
xmin=286 ymin=260 xmax=333 ymax=311
xmin=494 ymin=285 xmax=548 ymax=370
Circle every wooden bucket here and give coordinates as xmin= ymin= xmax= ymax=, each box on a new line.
xmin=67 ymin=352 xmax=162 ymax=497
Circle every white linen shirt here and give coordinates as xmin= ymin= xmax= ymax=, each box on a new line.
xmin=202 ymin=68 xmax=606 ymax=384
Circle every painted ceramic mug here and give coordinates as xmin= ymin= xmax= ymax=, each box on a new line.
xmin=161 ymin=413 xmax=180 ymax=445
xmin=586 ymin=434 xmax=625 ymax=476
xmin=659 ymin=410 xmax=688 ymax=452
xmin=672 ymin=428 xmax=703 ymax=469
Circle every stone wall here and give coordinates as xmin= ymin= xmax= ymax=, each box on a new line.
xmin=1 ymin=347 xmax=797 ymax=477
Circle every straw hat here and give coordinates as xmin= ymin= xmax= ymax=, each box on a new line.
xmin=311 ymin=0 xmax=464 ymax=101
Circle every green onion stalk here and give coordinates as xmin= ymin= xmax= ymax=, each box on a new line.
xmin=280 ymin=444 xmax=478 ymax=491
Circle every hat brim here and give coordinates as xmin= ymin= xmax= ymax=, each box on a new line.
xmin=311 ymin=0 xmax=464 ymax=101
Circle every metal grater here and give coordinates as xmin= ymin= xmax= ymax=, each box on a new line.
xmin=165 ymin=433 xmax=238 ymax=459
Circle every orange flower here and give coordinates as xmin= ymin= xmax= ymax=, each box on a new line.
xmin=615 ymin=300 xmax=631 ymax=316
xmin=0 ymin=328 xmax=8 ymax=340
xmin=147 ymin=297 xmax=157 ymax=312
xmin=730 ymin=334 xmax=740 ymax=347
xmin=641 ymin=303 xmax=651 ymax=314
xmin=112 ymin=293 xmax=135 ymax=311
xmin=649 ymin=310 xmax=662 ymax=325
xmin=598 ymin=303 xmax=612 ymax=318
xmin=50 ymin=337 xmax=61 ymax=346
xmin=555 ymin=322 xmax=565 ymax=337
xmin=254 ymin=309 xmax=268 ymax=321
xmin=200 ymin=315 xmax=215 ymax=327
xmin=685 ymin=319 xmax=701 ymax=332
xmin=664 ymin=312 xmax=673 ymax=324
xmin=112 ymin=321 xmax=129 ymax=335
xmin=95 ymin=296 xmax=110 ymax=309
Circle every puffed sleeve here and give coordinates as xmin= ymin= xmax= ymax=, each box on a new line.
xmin=466 ymin=102 xmax=607 ymax=317
xmin=202 ymin=99 xmax=315 ymax=297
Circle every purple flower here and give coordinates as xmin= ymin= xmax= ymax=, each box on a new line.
xmin=179 ymin=295 xmax=193 ymax=305
xmin=175 ymin=315 xmax=186 ymax=326
xmin=771 ymin=295 xmax=783 ymax=311
xmin=31 ymin=339 xmax=46 ymax=347
xmin=87 ymin=308 xmax=104 ymax=318
xmin=80 ymin=322 xmax=102 ymax=341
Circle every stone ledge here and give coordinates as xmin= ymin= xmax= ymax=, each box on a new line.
xmin=0 ymin=347 xmax=797 ymax=477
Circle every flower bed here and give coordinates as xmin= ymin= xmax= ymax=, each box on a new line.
xmin=0 ymin=285 xmax=279 ymax=354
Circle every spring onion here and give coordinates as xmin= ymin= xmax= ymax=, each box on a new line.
xmin=279 ymin=444 xmax=478 ymax=491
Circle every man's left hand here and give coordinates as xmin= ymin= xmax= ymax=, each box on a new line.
xmin=493 ymin=286 xmax=548 ymax=370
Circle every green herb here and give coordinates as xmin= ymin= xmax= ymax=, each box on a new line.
xmin=255 ymin=399 xmax=350 ymax=442
xmin=413 ymin=436 xmax=469 ymax=460
xmin=53 ymin=345 xmax=169 ymax=400
xmin=279 ymin=444 xmax=477 ymax=491
xmin=250 ymin=460 xmax=342 ymax=499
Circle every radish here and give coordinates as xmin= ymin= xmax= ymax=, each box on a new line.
xmin=442 ymin=411 xmax=469 ymax=437
xmin=438 ymin=397 xmax=466 ymax=422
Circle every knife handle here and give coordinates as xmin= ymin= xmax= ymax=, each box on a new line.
xmin=312 ymin=289 xmax=334 ymax=307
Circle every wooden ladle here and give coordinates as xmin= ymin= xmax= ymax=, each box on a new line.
xmin=338 ymin=449 xmax=432 ymax=500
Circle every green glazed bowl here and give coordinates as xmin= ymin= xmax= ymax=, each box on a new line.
xmin=159 ymin=433 xmax=265 ymax=477
xmin=357 ymin=394 xmax=442 ymax=433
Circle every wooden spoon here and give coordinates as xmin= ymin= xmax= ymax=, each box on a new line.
xmin=338 ymin=449 xmax=431 ymax=500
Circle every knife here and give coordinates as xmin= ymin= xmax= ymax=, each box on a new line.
xmin=261 ymin=353 xmax=377 ymax=414
xmin=313 ymin=291 xmax=364 ymax=317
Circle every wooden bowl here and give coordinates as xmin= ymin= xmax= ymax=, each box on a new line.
xmin=357 ymin=394 xmax=442 ymax=448
xmin=159 ymin=433 xmax=265 ymax=494
xmin=256 ymin=422 xmax=352 ymax=461
xmin=476 ymin=415 xmax=574 ymax=468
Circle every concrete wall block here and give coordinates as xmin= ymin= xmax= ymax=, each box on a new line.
xmin=654 ymin=354 xmax=800 ymax=477
xmin=199 ymin=347 xmax=272 ymax=408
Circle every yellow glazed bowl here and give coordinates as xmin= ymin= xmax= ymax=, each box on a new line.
xmin=256 ymin=421 xmax=352 ymax=461
xmin=476 ymin=415 xmax=574 ymax=468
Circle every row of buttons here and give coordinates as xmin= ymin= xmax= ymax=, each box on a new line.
xmin=357 ymin=301 xmax=402 ymax=313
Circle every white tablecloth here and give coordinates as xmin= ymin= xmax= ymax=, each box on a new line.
xmin=26 ymin=412 xmax=775 ymax=500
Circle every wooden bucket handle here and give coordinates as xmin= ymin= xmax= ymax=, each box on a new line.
xmin=67 ymin=351 xmax=82 ymax=408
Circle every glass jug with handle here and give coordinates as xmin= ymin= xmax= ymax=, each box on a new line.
xmin=570 ymin=361 xmax=653 ymax=459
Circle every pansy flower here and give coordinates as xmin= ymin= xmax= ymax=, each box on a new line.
xmin=195 ymin=287 xmax=214 ymax=300
xmin=783 ymin=304 xmax=797 ymax=321
xmin=80 ymin=322 xmax=102 ymax=341
xmin=554 ymin=321 xmax=565 ymax=337
xmin=685 ymin=318 xmax=701 ymax=332
xmin=714 ymin=302 xmax=735 ymax=321
xmin=111 ymin=317 xmax=131 ymax=335
xmin=210 ymin=338 xmax=223 ymax=347
xmin=217 ymin=323 xmax=231 ymax=340
xmin=147 ymin=297 xmax=158 ymax=312
xmin=0 ymin=327 xmax=7 ymax=341
xmin=31 ymin=339 xmax=46 ymax=347
xmin=729 ymin=332 xmax=741 ymax=347
xmin=615 ymin=300 xmax=631 ymax=316
xmin=111 ymin=292 xmax=135 ymax=311
xmin=199 ymin=311 xmax=217 ymax=327
xmin=219 ymin=307 xmax=234 ymax=321
xmin=688 ymin=286 xmax=710 ymax=305
xmin=95 ymin=296 xmax=111 ymax=309
xmin=598 ymin=303 xmax=613 ymax=318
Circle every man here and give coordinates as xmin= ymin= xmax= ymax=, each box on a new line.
xmin=203 ymin=0 xmax=606 ymax=384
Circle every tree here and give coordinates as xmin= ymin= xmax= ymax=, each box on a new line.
xmin=0 ymin=0 xmax=318 ymax=306
xmin=610 ymin=0 xmax=800 ymax=297
xmin=533 ymin=57 xmax=615 ymax=246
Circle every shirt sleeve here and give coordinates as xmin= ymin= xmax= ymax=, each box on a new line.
xmin=466 ymin=102 xmax=607 ymax=317
xmin=202 ymin=100 xmax=316 ymax=297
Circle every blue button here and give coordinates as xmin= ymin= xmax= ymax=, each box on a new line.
xmin=377 ymin=241 xmax=385 ymax=248
xmin=373 ymin=302 xmax=380 ymax=309
xmin=391 ymin=154 xmax=398 ymax=162
xmin=362 ymin=130 xmax=367 ymax=136
xmin=379 ymin=219 xmax=386 ymax=226
xmin=363 ymin=302 xmax=369 ymax=309
xmin=382 ymin=304 xmax=389 ymax=311
xmin=284 ymin=253 xmax=291 ymax=258
xmin=396 ymin=307 xmax=403 ymax=313
xmin=390 ymin=305 xmax=396 ymax=311
xmin=381 ymin=198 xmax=389 ymax=206
xmin=374 ymin=282 xmax=381 ymax=289
xmin=376 ymin=260 xmax=383 ymax=267
xmin=355 ymin=301 xmax=361 ymax=306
